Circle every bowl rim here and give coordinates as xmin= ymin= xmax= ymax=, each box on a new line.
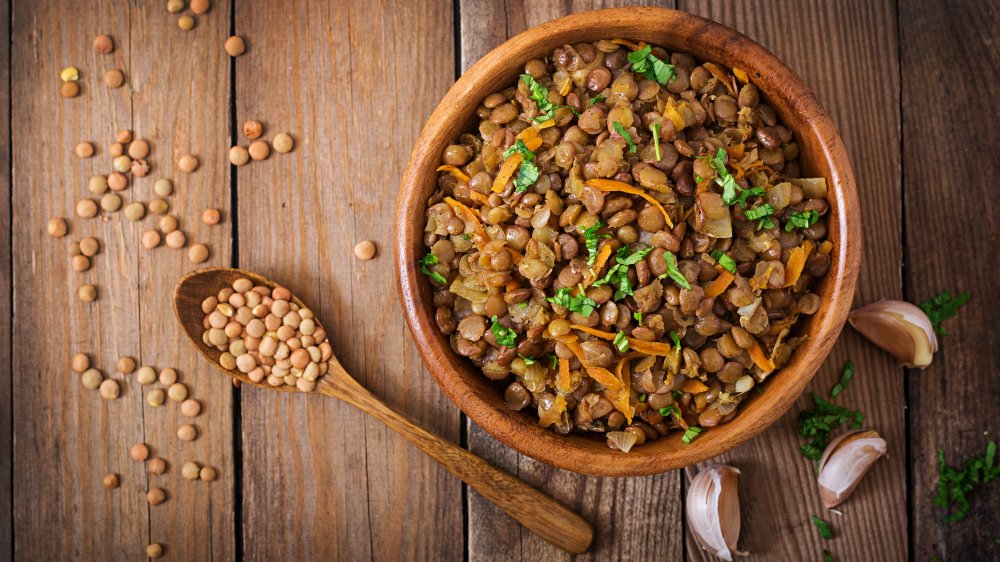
xmin=394 ymin=6 xmax=861 ymax=476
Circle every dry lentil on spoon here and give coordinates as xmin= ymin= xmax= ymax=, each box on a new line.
xmin=422 ymin=39 xmax=832 ymax=452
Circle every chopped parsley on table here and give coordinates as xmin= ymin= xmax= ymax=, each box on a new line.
xmin=745 ymin=203 xmax=776 ymax=230
xmin=612 ymin=121 xmax=636 ymax=153
xmin=627 ymin=45 xmax=675 ymax=85
xmin=830 ymin=360 xmax=855 ymax=398
xmin=785 ymin=209 xmax=820 ymax=232
xmin=935 ymin=440 xmax=999 ymax=522
xmin=419 ymin=253 xmax=447 ymax=285
xmin=797 ymin=393 xmax=864 ymax=462
xmin=489 ymin=316 xmax=518 ymax=348
xmin=593 ymin=246 xmax=653 ymax=300
xmin=710 ymin=250 xmax=737 ymax=273
xmin=583 ymin=221 xmax=611 ymax=265
xmin=811 ymin=516 xmax=834 ymax=539
xmin=919 ymin=290 xmax=971 ymax=336
xmin=658 ymin=251 xmax=691 ymax=290
xmin=546 ymin=287 xmax=597 ymax=317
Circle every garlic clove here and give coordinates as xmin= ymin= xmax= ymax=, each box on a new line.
xmin=686 ymin=464 xmax=744 ymax=561
xmin=848 ymin=300 xmax=938 ymax=368
xmin=817 ymin=429 xmax=887 ymax=509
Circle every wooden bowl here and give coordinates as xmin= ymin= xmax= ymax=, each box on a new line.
xmin=394 ymin=7 xmax=861 ymax=476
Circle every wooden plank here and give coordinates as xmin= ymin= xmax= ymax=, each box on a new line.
xmin=129 ymin=2 xmax=235 ymax=560
xmin=680 ymin=1 xmax=907 ymax=560
xmin=458 ymin=2 xmax=684 ymax=561
xmin=899 ymin=1 xmax=1000 ymax=559
xmin=235 ymin=1 xmax=462 ymax=559
xmin=0 ymin=0 xmax=11 ymax=557
xmin=11 ymin=1 xmax=148 ymax=559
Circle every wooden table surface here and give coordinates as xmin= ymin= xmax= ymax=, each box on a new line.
xmin=3 ymin=1 xmax=997 ymax=560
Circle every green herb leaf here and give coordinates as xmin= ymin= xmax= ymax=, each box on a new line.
xmin=490 ymin=316 xmax=518 ymax=348
xmin=658 ymin=251 xmax=691 ymax=290
xmin=589 ymin=94 xmax=606 ymax=107
xmin=519 ymin=354 xmax=535 ymax=366
xmin=812 ymin=516 xmax=834 ymax=540
xmin=823 ymin=549 xmax=834 ymax=562
xmin=710 ymin=147 xmax=766 ymax=207
xmin=583 ymin=221 xmax=611 ymax=265
xmin=521 ymin=74 xmax=557 ymax=122
xmin=681 ymin=426 xmax=703 ymax=444
xmin=613 ymin=331 xmax=630 ymax=353
xmin=659 ymin=405 xmax=680 ymax=420
xmin=639 ymin=393 xmax=647 ymax=402
xmin=546 ymin=287 xmax=598 ymax=317
xmin=651 ymin=122 xmax=662 ymax=161
xmin=831 ymin=360 xmax=855 ymax=398
xmin=633 ymin=311 xmax=643 ymax=326
xmin=785 ymin=209 xmax=820 ymax=232
xmin=798 ymin=393 xmax=865 ymax=462
xmin=735 ymin=185 xmax=766 ymax=207
xmin=744 ymin=203 xmax=776 ymax=230
xmin=919 ymin=290 xmax=971 ymax=336
xmin=627 ymin=45 xmax=675 ymax=85
xmin=548 ymin=354 xmax=558 ymax=370
xmin=502 ymin=139 xmax=533 ymax=161
xmin=935 ymin=440 xmax=1000 ymax=522
xmin=463 ymin=233 xmax=471 ymax=241
xmin=514 ymin=159 xmax=540 ymax=193
xmin=710 ymin=250 xmax=737 ymax=273
xmin=419 ymin=253 xmax=447 ymax=285
xmin=593 ymin=246 xmax=653 ymax=301
xmin=669 ymin=330 xmax=681 ymax=351
xmin=613 ymin=121 xmax=636 ymax=153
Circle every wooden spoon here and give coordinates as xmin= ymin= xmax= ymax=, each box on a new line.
xmin=174 ymin=267 xmax=593 ymax=554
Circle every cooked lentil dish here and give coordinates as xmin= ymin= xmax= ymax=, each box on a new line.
xmin=422 ymin=39 xmax=832 ymax=453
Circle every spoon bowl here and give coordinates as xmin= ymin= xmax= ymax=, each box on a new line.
xmin=173 ymin=266 xmax=594 ymax=554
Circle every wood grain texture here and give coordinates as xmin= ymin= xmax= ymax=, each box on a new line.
xmin=458 ymin=2 xmax=685 ymax=561
xmin=900 ymin=1 xmax=1000 ymax=559
xmin=129 ymin=2 xmax=235 ymax=559
xmin=11 ymin=1 xmax=148 ymax=558
xmin=681 ymin=1 xmax=906 ymax=561
xmin=235 ymin=0 xmax=462 ymax=560
xmin=0 ymin=0 xmax=11 ymax=557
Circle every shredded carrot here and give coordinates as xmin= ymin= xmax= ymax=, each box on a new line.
xmin=491 ymin=155 xmax=522 ymax=193
xmin=749 ymin=341 xmax=776 ymax=372
xmin=517 ymin=126 xmax=539 ymax=141
xmin=468 ymin=191 xmax=490 ymax=206
xmin=444 ymin=197 xmax=488 ymax=245
xmin=724 ymin=143 xmax=745 ymax=160
xmin=733 ymin=67 xmax=749 ymax=84
xmin=611 ymin=38 xmax=641 ymax=50
xmin=613 ymin=354 xmax=638 ymax=423
xmin=819 ymin=240 xmax=834 ymax=255
xmin=783 ymin=240 xmax=814 ymax=288
xmin=703 ymin=62 xmax=737 ymax=94
xmin=585 ymin=243 xmax=613 ymax=285
xmin=558 ymin=357 xmax=571 ymax=393
xmin=506 ymin=247 xmax=524 ymax=265
xmin=569 ymin=325 xmax=678 ymax=357
xmin=704 ymin=270 xmax=735 ymax=298
xmin=534 ymin=119 xmax=555 ymax=130
xmin=663 ymin=103 xmax=687 ymax=132
xmin=681 ymin=379 xmax=709 ymax=394
xmin=505 ymin=281 xmax=519 ymax=292
xmin=436 ymin=164 xmax=470 ymax=182
xmin=750 ymin=264 xmax=776 ymax=291
xmin=584 ymin=179 xmax=674 ymax=228
xmin=523 ymin=136 xmax=543 ymax=151
xmin=586 ymin=366 xmax=623 ymax=392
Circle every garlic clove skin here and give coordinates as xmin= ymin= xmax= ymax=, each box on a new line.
xmin=848 ymin=300 xmax=938 ymax=368
xmin=817 ymin=429 xmax=887 ymax=509
xmin=686 ymin=464 xmax=743 ymax=561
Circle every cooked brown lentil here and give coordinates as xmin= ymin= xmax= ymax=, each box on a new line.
xmin=422 ymin=39 xmax=832 ymax=450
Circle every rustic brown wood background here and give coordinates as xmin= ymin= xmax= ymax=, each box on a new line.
xmin=3 ymin=0 xmax=997 ymax=560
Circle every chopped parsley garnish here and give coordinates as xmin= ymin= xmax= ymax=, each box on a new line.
xmin=709 ymin=147 xmax=764 ymax=206
xmin=514 ymin=160 xmax=540 ymax=193
xmin=744 ymin=203 xmax=776 ymax=230
xmin=657 ymin=251 xmax=691 ymax=290
xmin=583 ymin=221 xmax=611 ymax=265
xmin=935 ymin=440 xmax=999 ymax=522
xmin=613 ymin=121 xmax=636 ymax=153
xmin=659 ymin=405 xmax=680 ymax=421
xmin=501 ymin=139 xmax=531 ymax=160
xmin=633 ymin=311 xmax=643 ymax=326
xmin=812 ymin=516 xmax=834 ymax=540
xmin=695 ymin=174 xmax=704 ymax=183
xmin=521 ymin=74 xmax=556 ymax=122
xmin=588 ymin=94 xmax=606 ymax=106
xmin=519 ymin=354 xmax=535 ymax=366
xmin=593 ymin=246 xmax=653 ymax=300
xmin=919 ymin=290 xmax=971 ymax=336
xmin=669 ymin=331 xmax=681 ymax=351
xmin=785 ymin=209 xmax=820 ymax=232
xmin=489 ymin=316 xmax=518 ymax=348
xmin=651 ymin=122 xmax=662 ymax=161
xmin=710 ymin=250 xmax=737 ymax=273
xmin=546 ymin=287 xmax=597 ymax=317
xmin=735 ymin=185 xmax=766 ymax=207
xmin=463 ymin=233 xmax=471 ymax=240
xmin=639 ymin=393 xmax=647 ymax=402
xmin=613 ymin=331 xmax=630 ymax=353
xmin=419 ymin=253 xmax=447 ymax=285
xmin=548 ymin=354 xmax=558 ymax=370
xmin=830 ymin=360 xmax=855 ymax=398
xmin=681 ymin=426 xmax=703 ymax=444
xmin=627 ymin=45 xmax=675 ymax=85
xmin=798 ymin=393 xmax=864 ymax=462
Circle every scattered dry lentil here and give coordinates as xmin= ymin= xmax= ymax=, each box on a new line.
xmin=190 ymin=0 xmax=209 ymax=13
xmin=108 ymin=142 xmax=124 ymax=157
xmin=76 ymin=199 xmax=98 ymax=218
xmin=116 ymin=129 xmax=132 ymax=144
xmin=242 ymin=120 xmax=263 ymax=139
xmin=71 ymin=353 xmax=90 ymax=373
xmin=224 ymin=35 xmax=245 ymax=57
xmin=178 ymin=15 xmax=195 ymax=30
xmin=80 ymin=237 xmax=100 ymax=256
xmin=78 ymin=284 xmax=98 ymax=302
xmin=159 ymin=367 xmax=178 ymax=386
xmin=147 ymin=458 xmax=167 ymax=475
xmin=75 ymin=142 xmax=94 ymax=158
xmin=153 ymin=178 xmax=173 ymax=197
xmin=124 ymin=202 xmax=146 ymax=222
xmin=136 ymin=366 xmax=157 ymax=385
xmin=141 ymin=229 xmax=161 ymax=249
xmin=180 ymin=399 xmax=201 ymax=417
xmin=68 ymin=242 xmax=82 ymax=256
xmin=199 ymin=466 xmax=217 ymax=482
xmin=100 ymin=193 xmax=122 ymax=212
xmin=103 ymin=69 xmax=125 ymax=89
xmin=147 ymin=544 xmax=164 ymax=558
xmin=47 ymin=218 xmax=68 ymax=237
xmin=159 ymin=215 xmax=178 ymax=233
xmin=147 ymin=388 xmax=166 ymax=407
xmin=88 ymin=175 xmax=109 ymax=194
xmin=99 ymin=379 xmax=120 ymax=400
xmin=128 ymin=139 xmax=150 ymax=159
xmin=81 ymin=368 xmax=103 ymax=390
xmin=149 ymin=198 xmax=169 ymax=215
xmin=166 ymin=0 xmax=184 ymax=13
xmin=167 ymin=382 xmax=188 ymax=402
xmin=188 ymin=243 xmax=209 ymax=263
xmin=248 ymin=140 xmax=270 ymax=161
xmin=72 ymin=255 xmax=91 ymax=272
xmin=102 ymin=473 xmax=119 ymax=489
xmin=116 ymin=356 xmax=136 ymax=373
xmin=165 ymin=230 xmax=186 ymax=248
xmin=177 ymin=424 xmax=198 ymax=442
xmin=178 ymin=154 xmax=199 ymax=173
xmin=353 ymin=240 xmax=377 ymax=261
xmin=131 ymin=159 xmax=150 ymax=177
xmin=93 ymin=35 xmax=114 ymax=54
xmin=273 ymin=133 xmax=294 ymax=153
xmin=60 ymin=81 xmax=80 ymax=98
xmin=131 ymin=443 xmax=150 ymax=461
xmin=181 ymin=462 xmax=200 ymax=480
xmin=228 ymin=145 xmax=249 ymax=166
xmin=107 ymin=171 xmax=128 ymax=191
xmin=202 ymin=208 xmax=221 ymax=225
xmin=147 ymin=487 xmax=166 ymax=506
xmin=112 ymin=155 xmax=132 ymax=173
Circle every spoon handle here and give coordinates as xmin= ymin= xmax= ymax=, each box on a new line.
xmin=319 ymin=369 xmax=594 ymax=554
